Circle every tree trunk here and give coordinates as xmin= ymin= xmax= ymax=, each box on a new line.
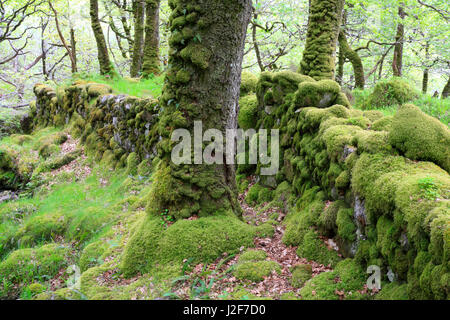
xmin=336 ymin=46 xmax=344 ymax=85
xmin=141 ymin=0 xmax=161 ymax=77
xmin=90 ymin=0 xmax=113 ymax=76
xmin=130 ymin=0 xmax=146 ymax=77
xmin=252 ymin=13 xmax=265 ymax=72
xmin=147 ymin=0 xmax=252 ymax=219
xmin=299 ymin=0 xmax=345 ymax=80
xmin=338 ymin=31 xmax=365 ymax=89
xmin=70 ymin=28 xmax=77 ymax=73
xmin=442 ymin=77 xmax=450 ymax=99
xmin=422 ymin=69 xmax=429 ymax=94
xmin=392 ymin=6 xmax=405 ymax=77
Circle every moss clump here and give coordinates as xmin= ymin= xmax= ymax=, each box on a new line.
xmin=336 ymin=208 xmax=356 ymax=242
xmin=365 ymin=78 xmax=418 ymax=109
xmin=300 ymin=259 xmax=367 ymax=300
xmin=0 ymin=244 xmax=70 ymax=296
xmin=239 ymin=249 xmax=267 ymax=263
xmin=121 ymin=214 xmax=255 ymax=277
xmin=86 ymin=83 xmax=112 ymax=97
xmin=14 ymin=212 xmax=69 ymax=247
xmin=234 ymin=260 xmax=281 ymax=282
xmin=125 ymin=152 xmax=140 ymax=176
xmin=375 ymin=282 xmax=408 ymax=300
xmin=238 ymin=95 xmax=258 ymax=130
xmin=240 ymin=71 xmax=258 ymax=96
xmin=290 ymin=264 xmax=312 ymax=288
xmin=180 ymin=43 xmax=212 ymax=70
xmin=294 ymin=80 xmax=342 ymax=109
xmin=79 ymin=241 xmax=109 ymax=272
xmin=245 ymin=183 xmax=263 ymax=205
xmin=38 ymin=143 xmax=60 ymax=159
xmin=389 ymin=104 xmax=450 ymax=171
xmin=372 ymin=116 xmax=393 ymax=132
xmin=297 ymin=230 xmax=341 ymax=267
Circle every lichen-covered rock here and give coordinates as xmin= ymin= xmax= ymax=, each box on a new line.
xmin=389 ymin=104 xmax=450 ymax=172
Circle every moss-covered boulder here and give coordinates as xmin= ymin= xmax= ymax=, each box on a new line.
xmin=389 ymin=104 xmax=450 ymax=172
xmin=294 ymin=80 xmax=343 ymax=109
xmin=121 ymin=214 xmax=256 ymax=277
xmin=365 ymin=78 xmax=418 ymax=109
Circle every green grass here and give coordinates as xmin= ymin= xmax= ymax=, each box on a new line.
xmin=353 ymin=89 xmax=449 ymax=126
xmin=71 ymin=73 xmax=164 ymax=99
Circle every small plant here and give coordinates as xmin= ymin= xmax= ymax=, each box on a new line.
xmin=418 ymin=177 xmax=441 ymax=200
xmin=160 ymin=209 xmax=175 ymax=228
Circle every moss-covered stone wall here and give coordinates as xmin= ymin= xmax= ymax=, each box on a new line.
xmin=31 ymin=82 xmax=160 ymax=167
xmin=240 ymin=70 xmax=449 ymax=299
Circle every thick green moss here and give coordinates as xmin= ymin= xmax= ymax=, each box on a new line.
xmin=238 ymin=95 xmax=258 ymax=130
xmin=239 ymin=249 xmax=267 ymax=262
xmin=389 ymin=104 xmax=450 ymax=171
xmin=336 ymin=208 xmax=356 ymax=242
xmin=375 ymin=282 xmax=408 ymax=300
xmin=79 ymin=241 xmax=109 ymax=272
xmin=365 ymin=78 xmax=418 ymax=109
xmin=121 ymin=214 xmax=255 ymax=277
xmin=0 ymin=244 xmax=70 ymax=296
xmin=294 ymin=80 xmax=342 ymax=109
xmin=234 ymin=260 xmax=281 ymax=282
xmin=240 ymin=71 xmax=258 ymax=97
xmin=290 ymin=264 xmax=312 ymax=288
xmin=297 ymin=230 xmax=341 ymax=267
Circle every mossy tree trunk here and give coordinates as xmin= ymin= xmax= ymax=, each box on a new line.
xmin=392 ymin=5 xmax=406 ymax=77
xmin=131 ymin=0 xmax=146 ymax=77
xmin=142 ymin=0 xmax=161 ymax=77
xmin=442 ymin=77 xmax=450 ymax=99
xmin=147 ymin=0 xmax=252 ymax=220
xmin=422 ymin=69 xmax=429 ymax=94
xmin=90 ymin=0 xmax=113 ymax=75
xmin=299 ymin=0 xmax=345 ymax=80
xmin=338 ymin=31 xmax=365 ymax=89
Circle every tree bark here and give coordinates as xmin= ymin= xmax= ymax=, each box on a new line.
xmin=89 ymin=0 xmax=114 ymax=75
xmin=299 ymin=0 xmax=345 ymax=80
xmin=141 ymin=0 xmax=160 ymax=77
xmin=130 ymin=0 xmax=146 ymax=77
xmin=148 ymin=0 xmax=253 ymax=219
xmin=392 ymin=6 xmax=406 ymax=77
xmin=336 ymin=46 xmax=344 ymax=85
xmin=442 ymin=77 xmax=450 ymax=99
xmin=338 ymin=31 xmax=364 ymax=89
